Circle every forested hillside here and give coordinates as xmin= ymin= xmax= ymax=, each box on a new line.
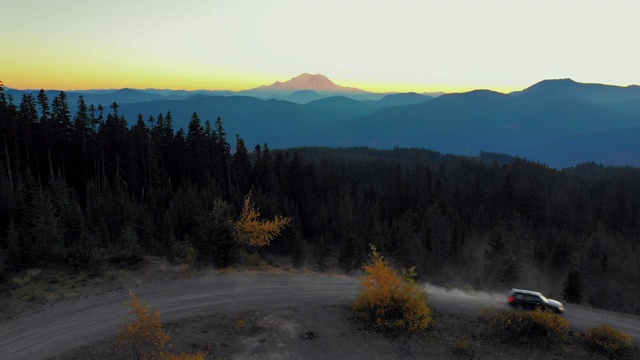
xmin=1 ymin=84 xmax=639 ymax=315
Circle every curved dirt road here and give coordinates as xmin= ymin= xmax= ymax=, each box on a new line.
xmin=1 ymin=274 xmax=639 ymax=360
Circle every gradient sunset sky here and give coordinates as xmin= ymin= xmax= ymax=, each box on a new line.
xmin=2 ymin=0 xmax=639 ymax=93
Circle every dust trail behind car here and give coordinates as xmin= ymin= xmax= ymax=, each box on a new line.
xmin=423 ymin=283 xmax=510 ymax=314
xmin=422 ymin=282 xmax=640 ymax=342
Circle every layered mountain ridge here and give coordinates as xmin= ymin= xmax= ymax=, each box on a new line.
xmin=6 ymin=75 xmax=640 ymax=167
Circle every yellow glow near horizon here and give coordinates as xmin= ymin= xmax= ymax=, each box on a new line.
xmin=2 ymin=0 xmax=639 ymax=93
xmin=3 ymin=63 xmax=517 ymax=94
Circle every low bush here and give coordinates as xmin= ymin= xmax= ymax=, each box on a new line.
xmin=168 ymin=241 xmax=198 ymax=266
xmin=481 ymin=306 xmax=570 ymax=346
xmin=583 ymin=323 xmax=633 ymax=357
xmin=117 ymin=292 xmax=208 ymax=360
xmin=242 ymin=252 xmax=267 ymax=269
xmin=450 ymin=338 xmax=473 ymax=355
xmin=351 ymin=244 xmax=432 ymax=334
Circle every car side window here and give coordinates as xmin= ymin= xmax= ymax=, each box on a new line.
xmin=526 ymin=294 xmax=540 ymax=302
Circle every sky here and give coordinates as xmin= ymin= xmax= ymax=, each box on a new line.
xmin=2 ymin=0 xmax=639 ymax=94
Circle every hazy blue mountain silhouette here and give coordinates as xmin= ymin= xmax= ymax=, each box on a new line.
xmin=305 ymin=96 xmax=375 ymax=119
xmin=239 ymin=88 xmax=386 ymax=102
xmin=6 ymin=88 xmax=168 ymax=106
xmin=5 ymin=87 xmax=234 ymax=107
xmin=110 ymin=84 xmax=640 ymax=166
xmin=118 ymin=96 xmax=338 ymax=146
xmin=513 ymin=78 xmax=640 ymax=103
xmin=6 ymin=89 xmax=84 ymax=106
xmin=86 ymin=88 xmax=165 ymax=104
xmin=279 ymin=90 xmax=324 ymax=104
xmin=531 ymin=126 xmax=640 ymax=167
xmin=8 ymin=76 xmax=640 ymax=167
xmin=600 ymin=97 xmax=640 ymax=119
xmin=365 ymin=92 xmax=433 ymax=110
xmin=303 ymin=89 xmax=639 ymax=164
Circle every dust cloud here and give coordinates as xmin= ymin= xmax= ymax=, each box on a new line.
xmin=422 ymin=283 xmax=509 ymax=310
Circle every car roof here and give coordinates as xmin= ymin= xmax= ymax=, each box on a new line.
xmin=511 ymin=288 xmax=543 ymax=296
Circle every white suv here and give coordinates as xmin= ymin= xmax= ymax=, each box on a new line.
xmin=508 ymin=288 xmax=564 ymax=314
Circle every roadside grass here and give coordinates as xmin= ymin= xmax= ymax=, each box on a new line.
xmin=1 ymin=255 xmax=216 ymax=319
xmin=0 ymin=266 xmax=129 ymax=319
xmin=480 ymin=306 xmax=637 ymax=359
xmin=480 ymin=306 xmax=570 ymax=346
xmin=583 ymin=323 xmax=634 ymax=358
xmin=450 ymin=337 xmax=473 ymax=355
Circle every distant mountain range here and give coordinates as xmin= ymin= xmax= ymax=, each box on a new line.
xmin=6 ymin=75 xmax=640 ymax=167
xmin=308 ymin=89 xmax=638 ymax=165
xmin=512 ymin=78 xmax=640 ymax=103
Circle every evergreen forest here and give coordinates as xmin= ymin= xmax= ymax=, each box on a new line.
xmin=1 ymin=84 xmax=639 ymax=315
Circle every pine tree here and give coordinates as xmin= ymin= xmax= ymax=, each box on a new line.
xmin=0 ymin=80 xmax=6 ymax=106
xmin=52 ymin=91 xmax=72 ymax=142
xmin=562 ymin=269 xmax=583 ymax=304
xmin=74 ymin=95 xmax=91 ymax=162
xmin=18 ymin=94 xmax=38 ymax=170
xmin=213 ymin=116 xmax=231 ymax=195
xmin=190 ymin=199 xmax=237 ymax=267
xmin=28 ymin=189 xmax=66 ymax=264
xmin=338 ymin=232 xmax=360 ymax=274
xmin=232 ymin=135 xmax=252 ymax=194
xmin=120 ymin=224 xmax=143 ymax=262
xmin=484 ymin=223 xmax=507 ymax=269
xmin=315 ymin=233 xmax=331 ymax=272
xmin=289 ymin=226 xmax=306 ymax=268
xmin=185 ymin=112 xmax=207 ymax=183
xmin=497 ymin=253 xmax=522 ymax=287
xmin=4 ymin=218 xmax=24 ymax=269
xmin=392 ymin=212 xmax=424 ymax=271
xmin=36 ymin=89 xmax=50 ymax=123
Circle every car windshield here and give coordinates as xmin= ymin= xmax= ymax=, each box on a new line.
xmin=539 ymin=293 xmax=549 ymax=302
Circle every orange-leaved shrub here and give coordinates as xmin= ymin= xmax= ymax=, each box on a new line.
xmin=351 ymin=244 xmax=432 ymax=334
xmin=117 ymin=292 xmax=171 ymax=360
xmin=117 ymin=292 xmax=206 ymax=360
xmin=583 ymin=323 xmax=633 ymax=357
xmin=481 ymin=306 xmax=570 ymax=345
xmin=233 ymin=192 xmax=291 ymax=248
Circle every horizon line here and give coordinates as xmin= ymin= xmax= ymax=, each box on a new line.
xmin=2 ymin=76 xmax=638 ymax=95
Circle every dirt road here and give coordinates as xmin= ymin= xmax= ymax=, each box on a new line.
xmin=1 ymin=273 xmax=639 ymax=360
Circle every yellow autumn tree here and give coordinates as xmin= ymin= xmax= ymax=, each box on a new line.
xmin=351 ymin=244 xmax=432 ymax=333
xmin=117 ymin=293 xmax=206 ymax=360
xmin=233 ymin=192 xmax=291 ymax=248
xmin=117 ymin=292 xmax=171 ymax=360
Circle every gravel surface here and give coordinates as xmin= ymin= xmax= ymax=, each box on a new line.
xmin=1 ymin=259 xmax=638 ymax=360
